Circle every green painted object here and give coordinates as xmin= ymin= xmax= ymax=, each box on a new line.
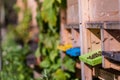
xmin=79 ymin=50 xmax=102 ymax=66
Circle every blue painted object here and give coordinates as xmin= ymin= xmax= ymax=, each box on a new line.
xmin=66 ymin=47 xmax=81 ymax=57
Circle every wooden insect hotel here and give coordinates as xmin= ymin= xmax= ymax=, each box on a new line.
xmin=60 ymin=0 xmax=120 ymax=80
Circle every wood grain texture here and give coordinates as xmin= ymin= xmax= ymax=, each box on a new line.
xmin=88 ymin=0 xmax=120 ymax=22
xmin=67 ymin=0 xmax=79 ymax=24
xmin=103 ymin=30 xmax=120 ymax=51
xmin=80 ymin=0 xmax=93 ymax=80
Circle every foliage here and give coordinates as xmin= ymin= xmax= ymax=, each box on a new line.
xmin=14 ymin=9 xmax=32 ymax=43
xmin=1 ymin=0 xmax=78 ymax=80
xmin=0 ymin=31 xmax=33 ymax=80
xmin=13 ymin=2 xmax=32 ymax=43
xmin=35 ymin=0 xmax=77 ymax=80
xmin=0 ymin=1 xmax=33 ymax=80
xmin=40 ymin=0 xmax=66 ymax=27
xmin=41 ymin=0 xmax=60 ymax=27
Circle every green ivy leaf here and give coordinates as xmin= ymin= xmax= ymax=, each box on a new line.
xmin=63 ymin=56 xmax=76 ymax=72
xmin=51 ymin=59 xmax=61 ymax=70
xmin=40 ymin=57 xmax=51 ymax=68
xmin=35 ymin=47 xmax=40 ymax=57
xmin=57 ymin=0 xmax=61 ymax=4
xmin=13 ymin=4 xmax=20 ymax=13
xmin=49 ymin=50 xmax=58 ymax=62
xmin=41 ymin=7 xmax=57 ymax=27
xmin=52 ymin=69 xmax=67 ymax=80
xmin=41 ymin=47 xmax=47 ymax=56
xmin=42 ymin=0 xmax=55 ymax=10
xmin=47 ymin=8 xmax=57 ymax=27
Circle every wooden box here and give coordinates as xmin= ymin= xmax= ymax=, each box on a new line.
xmin=71 ymin=29 xmax=80 ymax=47
xmin=82 ymin=0 xmax=120 ymax=22
xmin=94 ymin=68 xmax=120 ymax=80
xmin=89 ymin=0 xmax=120 ymax=22
xmin=102 ymin=30 xmax=120 ymax=52
xmin=87 ymin=29 xmax=101 ymax=52
xmin=61 ymin=28 xmax=72 ymax=45
xmin=101 ymin=29 xmax=120 ymax=71
xmin=67 ymin=0 xmax=77 ymax=6
xmin=67 ymin=0 xmax=80 ymax=24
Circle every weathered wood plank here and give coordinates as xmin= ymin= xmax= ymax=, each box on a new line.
xmin=80 ymin=0 xmax=93 ymax=79
xmin=94 ymin=68 xmax=120 ymax=80
xmin=72 ymin=29 xmax=80 ymax=47
xmin=102 ymin=30 xmax=120 ymax=51
xmin=60 ymin=9 xmax=72 ymax=45
xmin=88 ymin=0 xmax=120 ymax=22
xmin=88 ymin=29 xmax=101 ymax=51
xmin=67 ymin=0 xmax=80 ymax=24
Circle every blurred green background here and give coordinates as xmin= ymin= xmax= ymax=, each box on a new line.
xmin=0 ymin=0 xmax=79 ymax=80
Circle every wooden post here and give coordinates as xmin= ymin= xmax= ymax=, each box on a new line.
xmin=60 ymin=8 xmax=67 ymax=69
xmin=78 ymin=0 xmax=93 ymax=80
xmin=67 ymin=0 xmax=81 ymax=78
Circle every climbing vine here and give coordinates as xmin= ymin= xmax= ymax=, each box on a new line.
xmin=35 ymin=0 xmax=77 ymax=80
xmin=0 ymin=0 xmax=77 ymax=80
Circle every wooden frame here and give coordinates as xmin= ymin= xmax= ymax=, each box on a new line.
xmin=62 ymin=0 xmax=120 ymax=79
xmin=88 ymin=0 xmax=120 ymax=22
xmin=66 ymin=0 xmax=81 ymax=78
xmin=60 ymin=7 xmax=81 ymax=78
xmin=79 ymin=0 xmax=120 ymax=80
xmin=67 ymin=0 xmax=81 ymax=24
xmin=93 ymin=68 xmax=120 ymax=80
xmin=86 ymin=21 xmax=120 ymax=29
xmin=101 ymin=29 xmax=120 ymax=71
